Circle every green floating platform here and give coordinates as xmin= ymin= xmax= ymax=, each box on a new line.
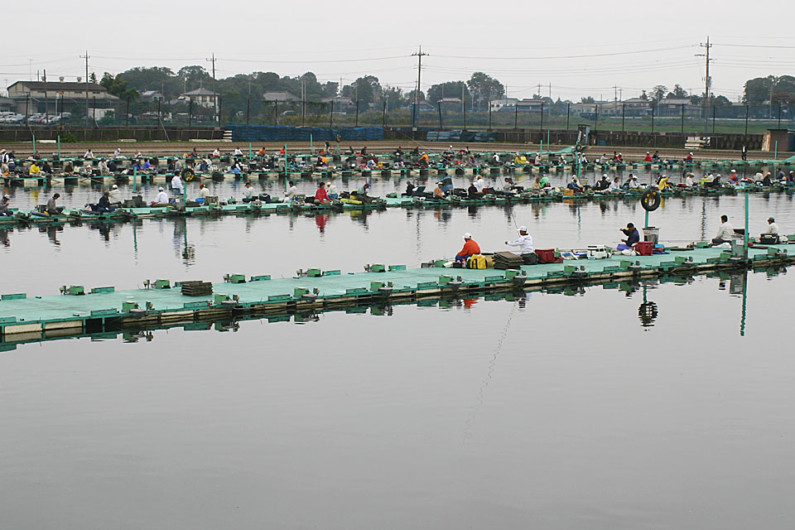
xmin=0 ymin=245 xmax=791 ymax=347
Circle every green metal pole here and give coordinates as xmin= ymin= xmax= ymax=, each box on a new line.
xmin=540 ymin=139 xmax=543 ymax=157
xmin=283 ymin=144 xmax=288 ymax=181
xmin=57 ymin=135 xmax=61 ymax=158
xmin=744 ymin=192 xmax=749 ymax=258
xmin=310 ymin=134 xmax=314 ymax=154
xmin=645 ymin=209 xmax=650 ymax=229
xmin=32 ymin=134 xmax=36 ymax=156
xmin=547 ymin=130 xmax=550 ymax=152
xmin=133 ymin=167 xmax=138 ymax=193
xmin=249 ymin=142 xmax=252 ymax=160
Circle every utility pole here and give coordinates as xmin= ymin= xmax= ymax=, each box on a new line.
xmin=206 ymin=53 xmax=217 ymax=125
xmin=697 ymin=37 xmax=713 ymax=135
xmin=411 ymin=45 xmax=428 ymax=130
xmin=43 ymin=69 xmax=48 ymax=124
xmin=80 ymin=51 xmax=89 ymax=126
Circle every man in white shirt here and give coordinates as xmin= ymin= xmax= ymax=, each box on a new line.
xmin=505 ymin=226 xmax=537 ymax=264
xmin=242 ymin=182 xmax=255 ymax=202
xmin=154 ymin=187 xmax=169 ymax=204
xmin=710 ymin=215 xmax=734 ymax=246
xmin=108 ymin=184 xmax=122 ymax=204
xmin=765 ymin=217 xmax=780 ymax=235
xmin=171 ymin=174 xmax=184 ymax=196
xmin=284 ymin=181 xmax=298 ymax=199
xmin=473 ymin=175 xmax=485 ymax=193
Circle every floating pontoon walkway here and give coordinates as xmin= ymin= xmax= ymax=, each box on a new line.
xmin=1 ymin=244 xmax=791 ymax=347
xmin=1 ymin=183 xmax=793 ymax=230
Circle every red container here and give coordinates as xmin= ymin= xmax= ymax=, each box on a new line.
xmin=535 ymin=249 xmax=558 ymax=264
xmin=635 ymin=241 xmax=654 ymax=256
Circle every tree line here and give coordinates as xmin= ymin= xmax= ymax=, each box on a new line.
xmin=98 ymin=65 xmax=792 ymax=125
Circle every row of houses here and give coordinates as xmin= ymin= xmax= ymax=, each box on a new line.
xmin=0 ymin=81 xmax=373 ymax=116
xmin=488 ymin=97 xmax=703 ymax=117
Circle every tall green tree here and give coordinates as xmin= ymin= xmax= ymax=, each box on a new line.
xmin=427 ymin=81 xmax=469 ymax=104
xmin=649 ymin=85 xmax=667 ymax=103
xmin=467 ymin=72 xmax=504 ymax=110
xmin=744 ymin=75 xmax=795 ymax=105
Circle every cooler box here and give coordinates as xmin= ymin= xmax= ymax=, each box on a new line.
xmin=635 ymin=241 xmax=655 ymax=256
xmin=535 ymin=249 xmax=558 ymax=264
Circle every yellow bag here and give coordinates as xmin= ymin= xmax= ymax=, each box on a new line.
xmin=467 ymin=254 xmax=487 ymax=269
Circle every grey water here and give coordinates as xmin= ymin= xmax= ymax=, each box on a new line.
xmin=1 ymin=181 xmax=795 ymax=529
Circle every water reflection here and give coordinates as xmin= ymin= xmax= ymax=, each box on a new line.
xmin=314 ymin=213 xmax=330 ymax=233
xmin=172 ymin=218 xmax=195 ymax=264
xmin=638 ymin=285 xmax=659 ymax=329
xmin=41 ymin=225 xmax=62 ymax=246
xmin=0 ymin=228 xmax=9 ymax=247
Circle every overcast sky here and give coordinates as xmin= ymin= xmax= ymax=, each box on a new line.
xmin=4 ymin=0 xmax=794 ymax=102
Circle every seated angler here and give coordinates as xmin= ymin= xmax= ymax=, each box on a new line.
xmin=455 ymin=233 xmax=481 ymax=263
xmin=314 ymin=182 xmax=331 ymax=205
xmin=93 ymin=191 xmax=116 ymax=213
xmin=618 ymin=222 xmax=640 ymax=250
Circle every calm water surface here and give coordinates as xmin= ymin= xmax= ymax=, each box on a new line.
xmin=1 ymin=180 xmax=794 ymax=529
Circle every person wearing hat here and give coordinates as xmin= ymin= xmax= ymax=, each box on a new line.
xmin=594 ymin=174 xmax=610 ymax=191
xmin=355 ymin=182 xmax=374 ymax=203
xmin=433 ymin=181 xmax=447 ymax=199
xmin=644 ymin=151 xmax=652 ymax=163
xmin=628 ymin=174 xmax=640 ymax=189
xmin=567 ymin=176 xmax=583 ymax=192
xmin=108 ymin=184 xmax=122 ymax=204
xmin=506 ymin=226 xmax=538 ymax=265
xmin=761 ymin=172 xmax=773 ymax=187
xmin=455 ymin=233 xmax=481 ymax=263
xmin=154 ymin=186 xmax=169 ymax=205
xmin=619 ymin=222 xmax=640 ymax=249
xmin=0 ymin=194 xmax=11 ymax=216
xmin=765 ymin=217 xmax=780 ymax=236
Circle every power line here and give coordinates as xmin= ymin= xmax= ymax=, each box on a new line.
xmin=433 ymin=44 xmax=696 ymax=61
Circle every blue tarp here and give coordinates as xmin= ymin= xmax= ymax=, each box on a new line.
xmin=226 ymin=126 xmax=384 ymax=143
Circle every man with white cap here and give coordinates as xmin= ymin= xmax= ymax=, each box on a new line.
xmin=506 ymin=226 xmax=538 ymax=264
xmin=108 ymin=184 xmax=122 ymax=204
xmin=154 ymin=186 xmax=169 ymax=205
xmin=455 ymin=233 xmax=481 ymax=263
xmin=0 ymin=194 xmax=11 ymax=216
